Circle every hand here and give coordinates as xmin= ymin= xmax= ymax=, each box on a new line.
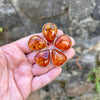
xmin=0 ymin=30 xmax=75 ymax=100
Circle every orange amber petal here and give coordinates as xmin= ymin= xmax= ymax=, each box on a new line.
xmin=42 ymin=23 xmax=57 ymax=43
xmin=28 ymin=35 xmax=46 ymax=50
xmin=55 ymin=35 xmax=72 ymax=51
xmin=52 ymin=49 xmax=67 ymax=66
xmin=35 ymin=49 xmax=50 ymax=67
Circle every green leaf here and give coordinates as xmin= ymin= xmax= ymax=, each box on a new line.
xmin=98 ymin=67 xmax=100 ymax=70
xmin=87 ymin=74 xmax=94 ymax=82
xmin=0 ymin=27 xmax=3 ymax=32
xmin=96 ymin=81 xmax=100 ymax=93
xmin=92 ymin=68 xmax=96 ymax=73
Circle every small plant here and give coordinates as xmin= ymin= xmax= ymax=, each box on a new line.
xmin=0 ymin=27 xmax=3 ymax=32
xmin=87 ymin=67 xmax=100 ymax=93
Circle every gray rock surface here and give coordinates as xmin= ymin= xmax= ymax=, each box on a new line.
xmin=65 ymin=75 xmax=94 ymax=97
xmin=56 ymin=69 xmax=71 ymax=82
xmin=93 ymin=0 xmax=100 ymax=20
xmin=0 ymin=0 xmax=28 ymax=44
xmin=18 ymin=0 xmax=69 ymax=19
xmin=69 ymin=0 xmax=95 ymax=21
xmin=96 ymin=51 xmax=100 ymax=65
xmin=48 ymin=82 xmax=65 ymax=98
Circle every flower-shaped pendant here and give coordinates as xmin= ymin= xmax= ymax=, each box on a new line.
xmin=28 ymin=23 xmax=72 ymax=67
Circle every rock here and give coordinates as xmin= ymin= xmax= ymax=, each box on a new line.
xmin=69 ymin=0 xmax=95 ymax=21
xmin=27 ymin=89 xmax=48 ymax=100
xmin=89 ymin=41 xmax=100 ymax=51
xmin=93 ymin=0 xmax=100 ymax=20
xmin=75 ymin=36 xmax=100 ymax=49
xmin=0 ymin=0 xmax=69 ymax=45
xmin=66 ymin=57 xmax=95 ymax=74
xmin=68 ymin=0 xmax=100 ymax=49
xmin=56 ymin=69 xmax=71 ymax=82
xmin=27 ymin=91 xmax=40 ymax=100
xmin=96 ymin=52 xmax=100 ymax=65
xmin=69 ymin=17 xmax=99 ymax=38
xmin=78 ymin=93 xmax=95 ymax=100
xmin=18 ymin=0 xmax=69 ymax=20
xmin=0 ymin=1 xmax=28 ymax=44
xmin=95 ymin=23 xmax=100 ymax=35
xmin=0 ymin=31 xmax=9 ymax=46
xmin=65 ymin=75 xmax=94 ymax=97
xmin=68 ymin=17 xmax=100 ymax=54
xmin=73 ymin=93 xmax=100 ymax=100
xmin=48 ymin=82 xmax=65 ymax=98
xmin=0 ymin=1 xmax=22 ymax=29
xmin=81 ymin=51 xmax=96 ymax=64
xmin=75 ymin=47 xmax=82 ymax=54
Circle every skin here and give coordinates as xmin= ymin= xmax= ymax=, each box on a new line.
xmin=0 ymin=30 xmax=75 ymax=100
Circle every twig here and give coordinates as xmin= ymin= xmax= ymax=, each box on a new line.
xmin=76 ymin=57 xmax=82 ymax=69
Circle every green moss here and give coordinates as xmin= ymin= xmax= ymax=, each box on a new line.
xmin=0 ymin=27 xmax=3 ymax=32
xmin=87 ymin=67 xmax=100 ymax=93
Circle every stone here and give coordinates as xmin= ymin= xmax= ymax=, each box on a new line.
xmin=81 ymin=51 xmax=96 ymax=64
xmin=89 ymin=41 xmax=100 ymax=51
xmin=28 ymin=35 xmax=46 ymax=50
xmin=68 ymin=0 xmax=99 ymax=50
xmin=1 ymin=0 xmax=69 ymax=45
xmin=48 ymin=82 xmax=65 ymax=98
xmin=27 ymin=91 xmax=40 ymax=100
xmin=35 ymin=49 xmax=50 ymax=67
xmin=75 ymin=35 xmax=100 ymax=49
xmin=56 ymin=69 xmax=71 ymax=82
xmin=27 ymin=89 xmax=48 ymax=100
xmin=65 ymin=75 xmax=94 ymax=97
xmin=42 ymin=23 xmax=57 ymax=43
xmin=96 ymin=52 xmax=100 ymax=65
xmin=69 ymin=0 xmax=95 ymax=21
xmin=0 ymin=0 xmax=28 ymax=44
xmin=79 ymin=93 xmax=95 ymax=100
xmin=55 ymin=35 xmax=72 ymax=51
xmin=93 ymin=0 xmax=100 ymax=20
xmin=66 ymin=52 xmax=96 ymax=73
xmin=69 ymin=17 xmax=99 ymax=39
xmin=52 ymin=49 xmax=67 ymax=66
xmin=18 ymin=0 xmax=69 ymax=19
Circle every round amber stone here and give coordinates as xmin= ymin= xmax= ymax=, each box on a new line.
xmin=42 ymin=23 xmax=57 ymax=43
xmin=28 ymin=35 xmax=46 ymax=50
xmin=52 ymin=49 xmax=67 ymax=66
xmin=55 ymin=35 xmax=72 ymax=51
xmin=35 ymin=49 xmax=50 ymax=67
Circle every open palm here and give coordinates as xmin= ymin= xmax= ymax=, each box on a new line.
xmin=0 ymin=30 xmax=75 ymax=100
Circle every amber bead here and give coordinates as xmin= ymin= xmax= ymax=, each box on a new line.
xmin=55 ymin=35 xmax=72 ymax=51
xmin=28 ymin=35 xmax=46 ymax=50
xmin=35 ymin=49 xmax=50 ymax=67
xmin=52 ymin=49 xmax=67 ymax=66
xmin=42 ymin=23 xmax=57 ymax=43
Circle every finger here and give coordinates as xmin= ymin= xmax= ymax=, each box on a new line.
xmin=30 ymin=48 xmax=75 ymax=76
xmin=32 ymin=62 xmax=55 ymax=76
xmin=26 ymin=51 xmax=37 ymax=64
xmin=64 ymin=48 xmax=75 ymax=60
xmin=14 ymin=30 xmax=64 ymax=54
xmin=32 ymin=67 xmax=62 ymax=92
xmin=14 ymin=33 xmax=43 ymax=54
xmin=56 ymin=30 xmax=63 ymax=37
xmin=70 ymin=37 xmax=75 ymax=47
xmin=26 ymin=41 xmax=75 ymax=65
xmin=26 ymin=46 xmax=55 ymax=65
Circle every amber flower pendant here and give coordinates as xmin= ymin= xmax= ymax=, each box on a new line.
xmin=28 ymin=23 xmax=72 ymax=67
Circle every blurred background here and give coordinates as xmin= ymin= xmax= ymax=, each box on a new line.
xmin=0 ymin=0 xmax=100 ymax=100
